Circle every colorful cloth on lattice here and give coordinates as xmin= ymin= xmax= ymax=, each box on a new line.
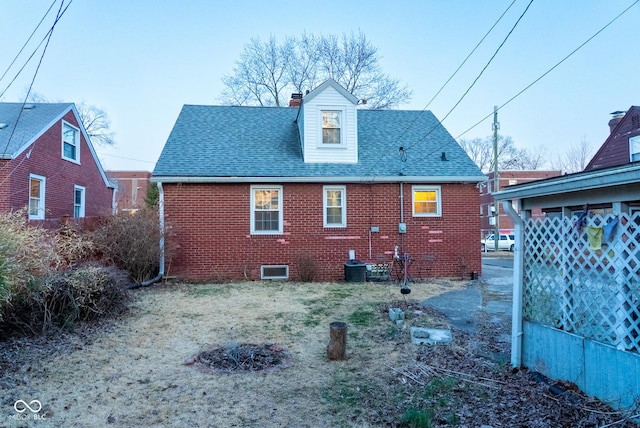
xmin=586 ymin=226 xmax=603 ymax=250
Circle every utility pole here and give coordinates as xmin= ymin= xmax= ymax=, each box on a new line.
xmin=492 ymin=106 xmax=500 ymax=251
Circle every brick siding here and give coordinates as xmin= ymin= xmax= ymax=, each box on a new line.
xmin=162 ymin=182 xmax=481 ymax=282
xmin=0 ymin=111 xmax=113 ymax=221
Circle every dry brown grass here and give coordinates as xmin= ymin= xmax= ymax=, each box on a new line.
xmin=0 ymin=280 xmax=460 ymax=427
xmin=2 ymin=280 xmax=636 ymax=427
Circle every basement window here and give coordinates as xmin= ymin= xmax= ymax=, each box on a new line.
xmin=261 ymin=265 xmax=289 ymax=280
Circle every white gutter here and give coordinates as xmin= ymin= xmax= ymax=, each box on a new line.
xmin=131 ymin=181 xmax=164 ymax=288
xmin=150 ymin=175 xmax=487 ymax=184
xmin=502 ymin=200 xmax=524 ymax=368
xmin=494 ymin=163 xmax=640 ymax=200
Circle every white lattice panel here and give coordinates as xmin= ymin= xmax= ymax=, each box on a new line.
xmin=523 ymin=213 xmax=640 ymax=353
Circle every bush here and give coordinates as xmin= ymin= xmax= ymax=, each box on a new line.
xmin=0 ymin=211 xmax=60 ymax=323
xmin=0 ymin=264 xmax=130 ymax=336
xmin=91 ymin=209 xmax=163 ymax=283
xmin=295 ymin=252 xmax=318 ymax=282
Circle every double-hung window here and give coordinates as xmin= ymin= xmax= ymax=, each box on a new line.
xmin=324 ymin=185 xmax=346 ymax=227
xmin=412 ymin=185 xmax=442 ymax=217
xmin=29 ymin=174 xmax=46 ymax=220
xmin=74 ymin=185 xmax=85 ymax=218
xmin=321 ymin=110 xmax=342 ymax=145
xmin=62 ymin=121 xmax=80 ymax=162
xmin=251 ymin=185 xmax=283 ymax=234
xmin=630 ymin=136 xmax=640 ymax=162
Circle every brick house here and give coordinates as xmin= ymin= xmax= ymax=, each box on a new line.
xmin=152 ymin=80 xmax=486 ymax=282
xmin=0 ymin=103 xmax=115 ymax=225
xmin=585 ymin=106 xmax=640 ymax=171
xmin=480 ymin=170 xmax=561 ymax=238
xmin=106 ymin=170 xmax=151 ymax=212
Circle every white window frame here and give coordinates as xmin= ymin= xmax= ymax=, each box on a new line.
xmin=323 ymin=185 xmax=346 ymax=227
xmin=28 ymin=174 xmax=46 ymax=220
xmin=412 ymin=185 xmax=442 ymax=217
xmin=62 ymin=121 xmax=80 ymax=163
xmin=260 ymin=265 xmax=289 ymax=280
xmin=74 ymin=185 xmax=86 ymax=218
xmin=250 ymin=185 xmax=283 ymax=234
xmin=318 ymin=107 xmax=346 ymax=147
xmin=630 ymin=136 xmax=640 ymax=162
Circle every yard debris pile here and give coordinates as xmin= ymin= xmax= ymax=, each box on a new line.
xmin=387 ymin=304 xmax=640 ymax=427
xmin=186 ymin=342 xmax=293 ymax=373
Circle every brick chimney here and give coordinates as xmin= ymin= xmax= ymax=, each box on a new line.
xmin=608 ymin=110 xmax=625 ymax=133
xmin=289 ymin=93 xmax=302 ymax=107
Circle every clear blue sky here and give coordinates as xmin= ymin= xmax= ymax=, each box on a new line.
xmin=1 ymin=0 xmax=638 ymax=172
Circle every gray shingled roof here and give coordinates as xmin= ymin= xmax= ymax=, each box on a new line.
xmin=153 ymin=105 xmax=485 ymax=181
xmin=0 ymin=103 xmax=73 ymax=157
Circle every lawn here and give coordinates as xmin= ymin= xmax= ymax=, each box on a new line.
xmin=1 ymin=280 xmax=637 ymax=427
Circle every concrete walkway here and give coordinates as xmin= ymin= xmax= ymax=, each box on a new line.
xmin=421 ymin=254 xmax=514 ymax=345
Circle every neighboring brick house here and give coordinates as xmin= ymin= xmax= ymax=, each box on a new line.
xmin=0 ymin=103 xmax=115 ymax=225
xmin=152 ymin=79 xmax=486 ymax=282
xmin=585 ymin=106 xmax=640 ymax=171
xmin=106 ymin=170 xmax=151 ymax=212
xmin=480 ymin=170 xmax=561 ymax=238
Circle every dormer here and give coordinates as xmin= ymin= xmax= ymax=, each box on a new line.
xmin=296 ymin=79 xmax=359 ymax=164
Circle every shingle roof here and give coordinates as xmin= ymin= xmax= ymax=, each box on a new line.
xmin=0 ymin=103 xmax=73 ymax=157
xmin=153 ymin=104 xmax=485 ymax=182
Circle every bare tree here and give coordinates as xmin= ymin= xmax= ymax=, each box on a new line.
xmin=458 ymin=135 xmax=547 ymax=172
xmin=75 ymin=102 xmax=115 ymax=146
xmin=26 ymin=91 xmax=115 ymax=146
xmin=550 ymin=137 xmax=594 ymax=174
xmin=220 ymin=31 xmax=412 ymax=109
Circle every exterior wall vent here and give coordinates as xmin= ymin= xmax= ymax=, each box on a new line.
xmin=261 ymin=265 xmax=289 ymax=280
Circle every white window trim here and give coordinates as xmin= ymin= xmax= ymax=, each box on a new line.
xmin=28 ymin=173 xmax=46 ymax=220
xmin=74 ymin=185 xmax=86 ymax=218
xmin=250 ymin=185 xmax=283 ymax=234
xmin=260 ymin=265 xmax=289 ymax=280
xmin=62 ymin=120 xmax=80 ymax=163
xmin=323 ymin=185 xmax=347 ymax=227
xmin=317 ymin=106 xmax=347 ymax=148
xmin=630 ymin=136 xmax=640 ymax=162
xmin=412 ymin=185 xmax=442 ymax=217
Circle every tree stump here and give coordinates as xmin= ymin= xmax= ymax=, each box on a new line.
xmin=327 ymin=321 xmax=347 ymax=361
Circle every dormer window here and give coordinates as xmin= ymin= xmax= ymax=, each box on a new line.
xmin=321 ymin=110 xmax=342 ymax=145
xmin=62 ymin=121 xmax=80 ymax=163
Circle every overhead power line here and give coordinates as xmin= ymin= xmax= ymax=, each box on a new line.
xmin=403 ymin=0 xmax=534 ymax=154
xmin=0 ymin=0 xmax=58 ymax=88
xmin=455 ymin=0 xmax=640 ymax=140
xmin=361 ymin=0 xmax=521 ymax=180
xmin=405 ymin=0 xmax=639 ymax=171
xmin=0 ymin=0 xmax=71 ymax=186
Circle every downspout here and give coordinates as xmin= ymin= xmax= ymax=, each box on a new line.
xmin=130 ymin=182 xmax=165 ymax=288
xmin=399 ymin=182 xmax=405 ymax=253
xmin=502 ymin=200 xmax=524 ymax=368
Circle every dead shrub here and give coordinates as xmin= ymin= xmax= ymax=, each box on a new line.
xmin=53 ymin=224 xmax=103 ymax=269
xmin=91 ymin=209 xmax=163 ymax=283
xmin=0 ymin=264 xmax=130 ymax=336
xmin=0 ymin=211 xmax=60 ymax=323
xmin=295 ymin=251 xmax=318 ymax=282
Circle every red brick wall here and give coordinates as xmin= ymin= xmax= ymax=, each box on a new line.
xmin=586 ymin=107 xmax=640 ymax=171
xmin=106 ymin=171 xmax=151 ymax=212
xmin=162 ymin=182 xmax=481 ymax=281
xmin=0 ymin=111 xmax=113 ymax=220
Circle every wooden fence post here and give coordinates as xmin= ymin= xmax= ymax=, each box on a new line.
xmin=327 ymin=321 xmax=347 ymax=360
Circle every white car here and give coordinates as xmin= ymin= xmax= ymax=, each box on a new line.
xmin=481 ymin=234 xmax=515 ymax=252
